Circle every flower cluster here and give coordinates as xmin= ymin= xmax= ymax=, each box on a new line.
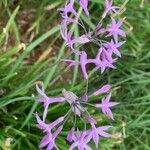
xmin=35 ymin=0 xmax=126 ymax=149
xmin=35 ymin=83 xmax=118 ymax=150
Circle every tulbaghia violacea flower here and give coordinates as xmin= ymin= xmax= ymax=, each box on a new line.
xmin=88 ymin=124 xmax=111 ymax=148
xmin=93 ymin=84 xmax=111 ymax=96
xmin=67 ymin=127 xmax=75 ymax=142
xmin=84 ymin=115 xmax=97 ymax=125
xmin=35 ymin=112 xmax=64 ymax=132
xmin=69 ymin=131 xmax=92 ymax=150
xmin=63 ymin=51 xmax=90 ymax=80
xmin=39 ymin=126 xmax=63 ymax=150
xmin=96 ymin=23 xmax=106 ymax=35
xmin=95 ymin=93 xmax=119 ymax=120
xmin=69 ymin=0 xmax=89 ymax=16
xmin=107 ymin=17 xmax=126 ymax=42
xmin=58 ymin=1 xmax=79 ymax=24
xmin=81 ymin=93 xmax=88 ymax=101
xmin=67 ymin=34 xmax=90 ymax=48
xmin=103 ymin=40 xmax=125 ymax=57
xmin=79 ymin=0 xmax=89 ymax=16
xmin=62 ymin=89 xmax=85 ymax=117
xmin=60 ymin=21 xmax=68 ymax=41
xmin=102 ymin=0 xmax=119 ymax=18
xmin=91 ymin=47 xmax=116 ymax=73
xmin=36 ymin=83 xmax=65 ymax=121
xmin=35 ymin=113 xmax=64 ymax=149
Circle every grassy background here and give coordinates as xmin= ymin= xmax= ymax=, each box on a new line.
xmin=0 ymin=0 xmax=150 ymax=149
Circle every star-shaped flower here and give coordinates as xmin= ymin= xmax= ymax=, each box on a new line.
xmin=107 ymin=17 xmax=126 ymax=42
xmin=62 ymin=51 xmax=90 ymax=80
xmin=39 ymin=126 xmax=63 ymax=150
xmin=102 ymin=0 xmax=119 ymax=18
xmin=36 ymin=83 xmax=65 ymax=121
xmin=69 ymin=0 xmax=89 ymax=17
xmin=58 ymin=2 xmax=79 ymax=24
xmin=79 ymin=0 xmax=89 ymax=16
xmin=103 ymin=40 xmax=125 ymax=57
xmin=91 ymin=47 xmax=116 ymax=73
xmin=35 ymin=113 xmax=64 ymax=133
xmin=95 ymin=93 xmax=119 ymax=120
xmin=88 ymin=124 xmax=111 ymax=148
xmin=69 ymin=130 xmax=92 ymax=150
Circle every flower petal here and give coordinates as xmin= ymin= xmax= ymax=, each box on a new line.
xmin=93 ymin=84 xmax=111 ymax=96
xmin=39 ymin=133 xmax=51 ymax=148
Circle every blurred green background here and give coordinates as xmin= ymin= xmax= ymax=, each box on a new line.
xmin=0 ymin=0 xmax=150 ymax=149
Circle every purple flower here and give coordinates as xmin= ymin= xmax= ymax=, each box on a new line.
xmin=39 ymin=126 xmax=63 ymax=150
xmin=64 ymin=31 xmax=90 ymax=49
xmin=70 ymin=0 xmax=75 ymax=5
xmin=77 ymin=51 xmax=89 ymax=80
xmin=35 ymin=113 xmax=64 ymax=149
xmin=79 ymin=0 xmax=89 ymax=16
xmin=36 ymin=83 xmax=65 ymax=121
xmin=67 ymin=34 xmax=90 ymax=48
xmin=107 ymin=17 xmax=126 ymax=42
xmin=62 ymin=89 xmax=78 ymax=104
xmin=63 ymin=51 xmax=89 ymax=80
xmin=39 ymin=132 xmax=52 ymax=149
xmin=35 ymin=113 xmax=64 ymax=133
xmin=103 ymin=40 xmax=125 ymax=57
xmin=102 ymin=47 xmax=118 ymax=65
xmin=93 ymin=84 xmax=111 ymax=96
xmin=91 ymin=47 xmax=116 ymax=73
xmin=88 ymin=124 xmax=111 ymax=148
xmin=62 ymin=89 xmax=85 ymax=117
xmin=102 ymin=0 xmax=119 ymax=18
xmin=60 ymin=21 xmax=68 ymax=42
xmin=58 ymin=1 xmax=79 ymax=24
xmin=67 ymin=127 xmax=75 ymax=142
xmin=65 ymin=31 xmax=74 ymax=48
xmin=95 ymin=93 xmax=119 ymax=120
xmin=96 ymin=23 xmax=106 ymax=35
xmin=69 ymin=131 xmax=92 ymax=150
xmin=84 ymin=116 xmax=97 ymax=125
xmin=81 ymin=93 xmax=88 ymax=101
